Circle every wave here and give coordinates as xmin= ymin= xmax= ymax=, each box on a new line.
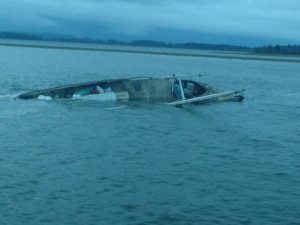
xmin=0 ymin=93 xmax=21 ymax=100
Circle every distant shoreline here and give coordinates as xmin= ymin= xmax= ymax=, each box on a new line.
xmin=1 ymin=41 xmax=300 ymax=63
xmin=1 ymin=31 xmax=300 ymax=57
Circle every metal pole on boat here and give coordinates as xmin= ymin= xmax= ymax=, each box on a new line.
xmin=177 ymin=78 xmax=186 ymax=100
xmin=166 ymin=89 xmax=245 ymax=106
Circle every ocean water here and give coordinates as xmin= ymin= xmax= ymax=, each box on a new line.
xmin=0 ymin=42 xmax=300 ymax=225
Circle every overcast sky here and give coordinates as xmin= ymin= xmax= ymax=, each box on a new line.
xmin=0 ymin=0 xmax=299 ymax=46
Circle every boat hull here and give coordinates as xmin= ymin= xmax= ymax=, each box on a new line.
xmin=18 ymin=76 xmax=244 ymax=104
xmin=18 ymin=77 xmax=206 ymax=102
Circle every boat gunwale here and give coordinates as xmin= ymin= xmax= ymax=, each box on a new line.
xmin=17 ymin=76 xmax=182 ymax=98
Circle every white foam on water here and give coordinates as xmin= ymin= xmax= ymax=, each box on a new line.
xmin=0 ymin=93 xmax=21 ymax=99
xmin=105 ymin=106 xmax=126 ymax=110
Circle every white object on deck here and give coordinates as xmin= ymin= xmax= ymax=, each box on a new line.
xmin=73 ymin=92 xmax=117 ymax=101
xmin=72 ymin=94 xmax=82 ymax=99
xmin=96 ymin=85 xmax=104 ymax=93
xmin=72 ymin=91 xmax=129 ymax=101
xmin=166 ymin=90 xmax=244 ymax=106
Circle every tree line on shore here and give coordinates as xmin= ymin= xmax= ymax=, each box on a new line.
xmin=1 ymin=31 xmax=299 ymax=55
xmin=254 ymin=45 xmax=300 ymax=55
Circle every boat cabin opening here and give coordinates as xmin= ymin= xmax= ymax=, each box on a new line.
xmin=173 ymin=80 xmax=207 ymax=99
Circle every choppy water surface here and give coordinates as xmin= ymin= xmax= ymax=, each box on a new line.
xmin=0 ymin=42 xmax=299 ymax=225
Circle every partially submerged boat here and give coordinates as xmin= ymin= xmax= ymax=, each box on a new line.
xmin=18 ymin=75 xmax=244 ymax=106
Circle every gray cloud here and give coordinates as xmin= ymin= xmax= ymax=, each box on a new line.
xmin=0 ymin=0 xmax=299 ymax=45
